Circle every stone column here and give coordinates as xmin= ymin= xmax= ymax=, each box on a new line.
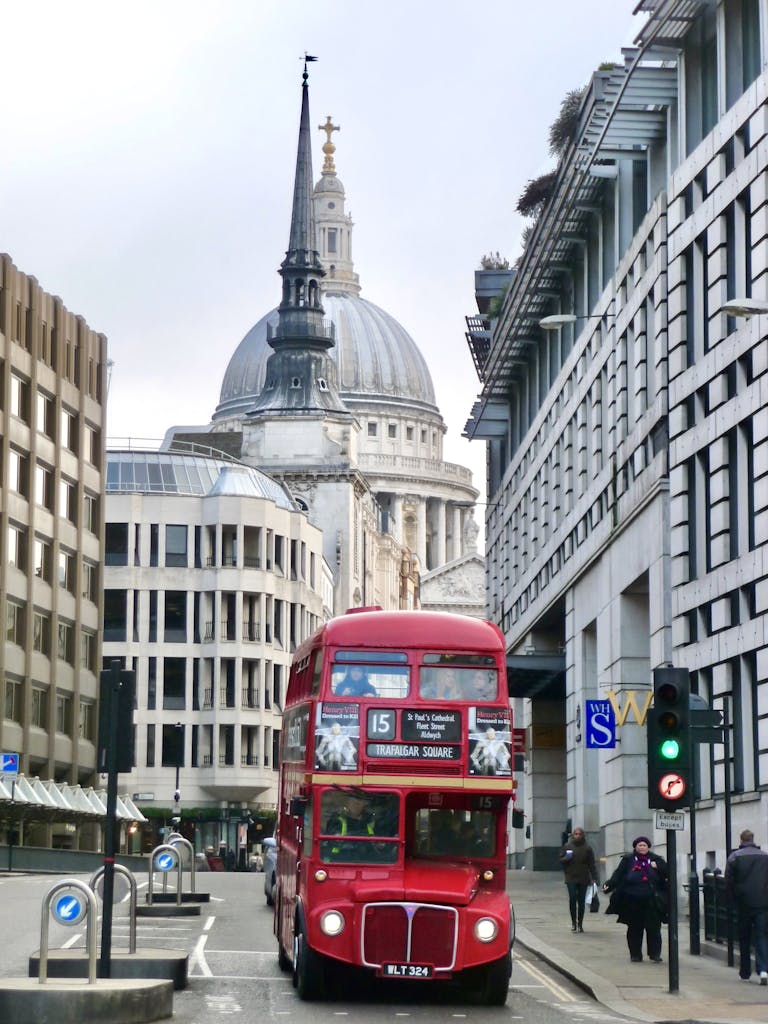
xmin=392 ymin=493 xmax=404 ymax=544
xmin=435 ymin=501 xmax=447 ymax=568
xmin=416 ymin=497 xmax=427 ymax=570
xmin=452 ymin=505 xmax=463 ymax=561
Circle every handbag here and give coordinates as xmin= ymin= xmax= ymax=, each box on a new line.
xmin=585 ymin=881 xmax=600 ymax=912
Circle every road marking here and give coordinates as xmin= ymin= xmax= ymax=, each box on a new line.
xmin=190 ymin=933 xmax=212 ymax=977
xmin=517 ymin=956 xmax=576 ymax=1002
xmin=62 ymin=933 xmax=82 ymax=949
xmin=204 ymin=915 xmax=215 ymax=932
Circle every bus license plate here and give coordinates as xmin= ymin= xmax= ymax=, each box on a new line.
xmin=382 ymin=963 xmax=433 ymax=978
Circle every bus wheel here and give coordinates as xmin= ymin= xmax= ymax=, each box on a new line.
xmin=481 ymin=949 xmax=511 ymax=1006
xmin=295 ymin=924 xmax=325 ymax=1000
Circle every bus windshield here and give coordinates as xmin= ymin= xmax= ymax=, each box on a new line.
xmin=319 ymin=789 xmax=400 ymax=864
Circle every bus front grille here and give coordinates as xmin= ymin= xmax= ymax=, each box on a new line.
xmin=361 ymin=902 xmax=458 ymax=970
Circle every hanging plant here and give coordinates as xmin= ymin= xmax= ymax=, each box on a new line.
xmin=548 ymin=87 xmax=586 ymax=157
xmin=516 ymin=171 xmax=557 ymax=218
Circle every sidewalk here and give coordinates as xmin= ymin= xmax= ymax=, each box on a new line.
xmin=508 ymin=870 xmax=767 ymax=1024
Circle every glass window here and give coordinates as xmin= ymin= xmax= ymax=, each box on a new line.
xmin=327 ymin=228 xmax=337 ymax=254
xmin=84 ymin=493 xmax=99 ymax=534
xmin=33 ymin=538 xmax=52 ymax=582
xmin=146 ymin=724 xmax=155 ymax=767
xmin=7 ymin=524 xmax=26 ymax=568
xmin=36 ymin=391 xmax=54 ymax=438
xmin=82 ymin=561 xmax=98 ymax=602
xmin=86 ymin=424 xmax=100 ymax=467
xmin=411 ymin=807 xmax=496 ymax=858
xmin=165 ymin=525 xmax=188 ymax=567
xmin=33 ymin=611 xmax=51 ymax=655
xmin=367 ymin=422 xmax=377 ymax=437
xmin=10 ymin=374 xmax=30 ymax=421
xmin=163 ymin=658 xmax=186 ymax=710
xmin=35 ymin=464 xmax=53 ymax=510
xmin=5 ymin=678 xmax=23 ymax=724
xmin=57 ymin=621 xmax=74 ymax=663
xmin=319 ymin=790 xmax=399 ymax=864
xmin=58 ymin=549 xmax=76 ymax=593
xmin=81 ymin=630 xmax=96 ymax=671
xmin=331 ymin=657 xmax=410 ymax=699
xmin=164 ymin=591 xmax=187 ymax=641
xmin=6 ymin=601 xmax=25 ymax=645
xmin=388 ymin=424 xmax=397 ymax=438
xmin=104 ymin=589 xmax=128 ymax=642
xmin=105 ymin=522 xmax=129 ymax=566
xmin=79 ymin=700 xmax=96 ymax=741
xmin=420 ymin=665 xmax=498 ymax=701
xmin=31 ymin=686 xmax=48 ymax=728
xmin=61 ymin=408 xmax=78 ymax=453
xmin=56 ymin=692 xmax=73 ymax=734
xmin=59 ymin=479 xmax=77 ymax=524
xmin=9 ymin=449 xmax=29 ymax=497
xmin=161 ymin=723 xmax=184 ymax=767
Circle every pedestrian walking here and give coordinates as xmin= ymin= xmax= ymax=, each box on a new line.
xmin=558 ymin=827 xmax=597 ymax=933
xmin=602 ymin=836 xmax=668 ymax=962
xmin=725 ymin=828 xmax=768 ymax=984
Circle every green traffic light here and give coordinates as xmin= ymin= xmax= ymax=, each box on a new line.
xmin=660 ymin=738 xmax=680 ymax=759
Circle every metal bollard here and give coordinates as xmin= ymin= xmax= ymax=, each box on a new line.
xmin=167 ymin=832 xmax=196 ymax=894
xmin=90 ymin=863 xmax=138 ymax=954
xmin=40 ymin=878 xmax=98 ymax=984
xmin=148 ymin=842 xmax=183 ymax=906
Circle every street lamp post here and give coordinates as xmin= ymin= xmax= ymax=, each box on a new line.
xmin=173 ymin=722 xmax=182 ymax=822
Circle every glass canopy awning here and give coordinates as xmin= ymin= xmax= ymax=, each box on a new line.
xmin=0 ymin=774 xmax=146 ymax=822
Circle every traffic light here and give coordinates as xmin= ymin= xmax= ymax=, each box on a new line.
xmin=647 ymin=667 xmax=690 ymax=810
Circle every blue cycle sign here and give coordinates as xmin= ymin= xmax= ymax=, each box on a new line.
xmin=585 ymin=700 xmax=616 ymax=748
xmin=53 ymin=891 xmax=87 ymax=926
xmin=0 ymin=752 xmax=19 ymax=774
xmin=156 ymin=851 xmax=177 ymax=872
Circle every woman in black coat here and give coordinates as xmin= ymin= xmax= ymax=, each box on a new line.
xmin=602 ymin=836 xmax=669 ymax=962
xmin=558 ymin=827 xmax=597 ymax=932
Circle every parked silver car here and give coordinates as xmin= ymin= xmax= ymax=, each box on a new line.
xmin=262 ymin=836 xmax=277 ymax=906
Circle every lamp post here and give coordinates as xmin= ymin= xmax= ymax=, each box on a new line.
xmin=173 ymin=722 xmax=182 ymax=824
xmin=719 ymin=298 xmax=768 ymax=318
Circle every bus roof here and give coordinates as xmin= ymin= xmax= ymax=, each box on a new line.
xmin=303 ymin=609 xmax=505 ymax=655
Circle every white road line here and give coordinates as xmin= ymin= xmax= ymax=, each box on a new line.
xmin=189 ymin=933 xmax=212 ymax=977
xmin=62 ymin=934 xmax=82 ymax=949
xmin=204 ymin=915 xmax=215 ymax=932
xmin=192 ymin=975 xmax=293 ymax=981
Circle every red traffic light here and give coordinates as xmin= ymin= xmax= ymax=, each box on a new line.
xmin=657 ymin=682 xmax=679 ymax=704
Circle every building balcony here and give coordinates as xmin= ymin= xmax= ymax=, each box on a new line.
xmin=357 ymin=452 xmax=475 ymax=489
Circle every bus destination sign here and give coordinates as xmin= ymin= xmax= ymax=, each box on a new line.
xmin=366 ymin=741 xmax=461 ymax=761
xmin=401 ymin=709 xmax=461 ymax=743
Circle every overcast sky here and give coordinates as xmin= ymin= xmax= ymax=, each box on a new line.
xmin=1 ymin=1 xmax=644 ymax=495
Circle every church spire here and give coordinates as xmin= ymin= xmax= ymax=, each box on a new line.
xmin=248 ymin=59 xmax=350 ymax=417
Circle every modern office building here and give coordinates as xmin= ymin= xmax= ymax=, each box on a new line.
xmin=465 ymin=0 xmax=768 ymax=869
xmin=104 ymin=447 xmax=327 ymax=847
xmin=0 ymin=253 xmax=107 ymax=846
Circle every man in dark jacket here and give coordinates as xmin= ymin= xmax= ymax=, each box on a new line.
xmin=725 ymin=829 xmax=768 ymax=984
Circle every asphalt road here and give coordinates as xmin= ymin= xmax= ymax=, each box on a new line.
xmin=0 ymin=870 xmax=634 ymax=1024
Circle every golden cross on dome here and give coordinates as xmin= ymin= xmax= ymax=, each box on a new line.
xmin=318 ymin=116 xmax=340 ymax=174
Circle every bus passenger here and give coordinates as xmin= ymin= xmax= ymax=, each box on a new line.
xmin=336 ymin=666 xmax=377 ymax=697
xmin=326 ymin=794 xmax=375 ymax=836
xmin=470 ymin=670 xmax=497 ymax=701
xmin=421 ymin=668 xmax=462 ymax=701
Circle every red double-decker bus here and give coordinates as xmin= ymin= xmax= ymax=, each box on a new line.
xmin=274 ymin=608 xmax=516 ymax=1004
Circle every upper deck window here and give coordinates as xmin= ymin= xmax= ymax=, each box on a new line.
xmin=331 ymin=651 xmax=409 ymax=699
xmin=420 ymin=656 xmax=498 ymax=701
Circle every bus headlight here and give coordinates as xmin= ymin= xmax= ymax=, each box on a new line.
xmin=314 ymin=869 xmax=328 ymax=882
xmin=474 ymin=917 xmax=498 ymax=943
xmin=320 ymin=910 xmax=345 ymax=936
xmin=482 ymin=869 xmax=495 ymax=881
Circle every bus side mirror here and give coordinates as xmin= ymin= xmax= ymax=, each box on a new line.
xmin=290 ymin=796 xmax=307 ymax=818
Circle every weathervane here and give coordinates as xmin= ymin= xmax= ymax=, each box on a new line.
xmin=302 ymin=52 xmax=318 ymax=82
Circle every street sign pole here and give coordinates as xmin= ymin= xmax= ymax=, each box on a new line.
xmin=667 ymin=828 xmax=679 ymax=993
xmin=1 ymin=753 xmax=20 ymax=873
xmin=99 ymin=660 xmax=121 ymax=978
